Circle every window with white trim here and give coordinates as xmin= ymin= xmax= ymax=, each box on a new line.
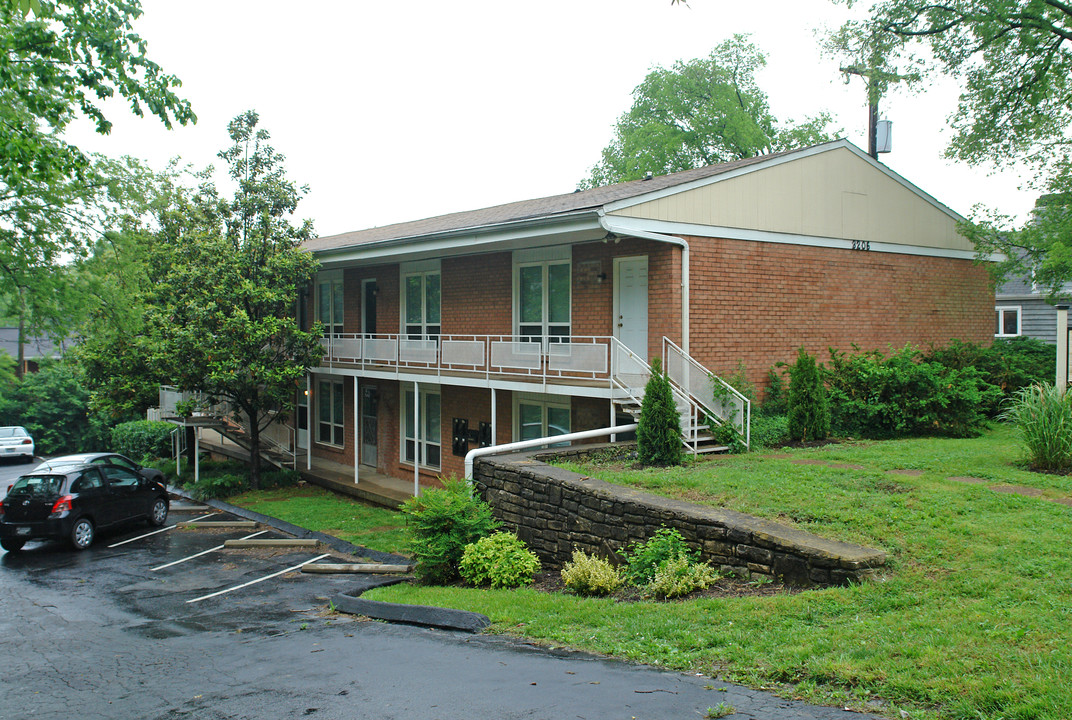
xmin=401 ymin=264 xmax=441 ymax=339
xmin=516 ymin=260 xmax=570 ymax=344
xmin=995 ymin=306 xmax=1021 ymax=337
xmin=317 ymin=272 xmax=344 ymax=336
xmin=317 ymin=379 xmax=345 ymax=446
xmin=402 ymin=387 xmax=441 ymax=469
xmin=514 ymin=394 xmax=571 ymax=444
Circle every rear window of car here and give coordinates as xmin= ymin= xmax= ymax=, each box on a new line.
xmin=8 ymin=475 xmax=64 ymax=497
xmin=0 ymin=427 xmax=27 ymax=438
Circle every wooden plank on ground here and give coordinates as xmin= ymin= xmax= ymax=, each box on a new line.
xmin=301 ymin=563 xmax=413 ymax=574
xmin=223 ymin=538 xmax=320 ymax=549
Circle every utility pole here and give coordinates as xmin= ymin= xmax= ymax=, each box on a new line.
xmin=840 ymin=63 xmax=881 ymax=159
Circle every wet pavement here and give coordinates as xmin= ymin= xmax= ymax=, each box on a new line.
xmin=0 ymin=498 xmax=880 ymax=720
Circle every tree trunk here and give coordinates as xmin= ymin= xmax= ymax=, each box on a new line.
xmin=248 ymin=411 xmax=261 ymax=490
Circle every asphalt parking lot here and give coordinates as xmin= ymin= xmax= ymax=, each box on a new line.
xmin=0 ymin=491 xmax=879 ymax=720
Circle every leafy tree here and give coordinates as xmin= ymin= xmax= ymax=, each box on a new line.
xmin=637 ymin=357 xmax=684 ymax=466
xmin=831 ymin=1 xmax=1072 ymax=287
xmin=787 ymin=347 xmax=830 ymax=442
xmin=580 ymin=35 xmax=837 ymax=188
xmin=147 ymin=111 xmax=322 ymax=489
xmin=0 ymin=359 xmax=109 ymax=454
xmin=0 ymin=1 xmax=194 ymax=363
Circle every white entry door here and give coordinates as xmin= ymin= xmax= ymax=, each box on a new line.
xmin=614 ymin=256 xmax=649 ymax=361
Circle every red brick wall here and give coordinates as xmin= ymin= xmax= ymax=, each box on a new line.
xmin=685 ymin=236 xmax=994 ymax=396
xmin=442 ymin=253 xmax=512 ymax=335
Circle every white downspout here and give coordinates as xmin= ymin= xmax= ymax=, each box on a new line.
xmin=464 ymin=424 xmax=637 ymax=481
xmin=599 ymin=214 xmax=689 ymax=353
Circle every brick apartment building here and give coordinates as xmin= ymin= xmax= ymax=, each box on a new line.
xmin=296 ymin=139 xmax=992 ymax=491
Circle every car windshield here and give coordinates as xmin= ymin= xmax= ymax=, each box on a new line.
xmin=8 ymin=475 xmax=64 ymax=497
xmin=0 ymin=427 xmax=27 ymax=438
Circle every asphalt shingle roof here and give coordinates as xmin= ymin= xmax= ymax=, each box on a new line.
xmin=303 ymin=151 xmax=792 ymax=254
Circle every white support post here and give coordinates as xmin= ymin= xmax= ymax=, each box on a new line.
xmin=306 ymin=375 xmax=312 ymax=470
xmin=491 ymin=387 xmax=497 ymax=447
xmin=1058 ymin=305 xmax=1069 ymax=395
xmin=360 ymin=375 xmax=364 ymax=486
xmin=413 ymin=381 xmax=420 ymax=497
xmin=610 ymin=398 xmax=617 ymax=442
xmin=194 ymin=427 xmax=200 ymax=485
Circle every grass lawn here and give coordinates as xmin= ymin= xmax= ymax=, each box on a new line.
xmin=360 ymin=424 xmax=1072 ymax=720
xmin=228 ymin=485 xmax=408 ymax=555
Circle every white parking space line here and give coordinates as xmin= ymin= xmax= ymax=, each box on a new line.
xmin=108 ymin=512 xmax=219 ymax=548
xmin=186 ymin=553 xmax=332 ymax=604
xmin=150 ymin=530 xmax=269 ymax=571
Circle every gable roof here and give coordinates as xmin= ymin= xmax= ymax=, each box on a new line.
xmin=304 ymin=150 xmax=790 ymax=254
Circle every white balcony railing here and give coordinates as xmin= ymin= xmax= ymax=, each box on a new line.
xmin=318 ymin=333 xmax=614 ymax=384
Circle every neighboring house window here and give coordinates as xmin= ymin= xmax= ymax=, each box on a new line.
xmin=317 ymin=272 xmax=344 ymax=336
xmin=402 ymin=386 xmax=441 ymax=469
xmin=401 ymin=263 xmax=441 ymax=339
xmin=516 ymin=261 xmax=570 ymax=344
xmin=995 ymin=306 xmax=1021 ymax=337
xmin=515 ymin=394 xmax=570 ymax=443
xmin=317 ymin=379 xmax=345 ymax=446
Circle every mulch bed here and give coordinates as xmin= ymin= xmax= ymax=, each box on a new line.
xmin=527 ymin=571 xmax=806 ymax=602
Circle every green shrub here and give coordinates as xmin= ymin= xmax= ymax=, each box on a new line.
xmin=761 ymin=365 xmax=789 ymax=416
xmin=622 ymin=527 xmax=695 ymax=585
xmin=826 ymin=344 xmax=1000 ymax=438
xmin=750 ymin=413 xmax=790 ymax=449
xmin=560 ymin=550 xmax=625 ymax=596
xmin=190 ymin=472 xmax=246 ymax=500
xmin=645 ymin=554 xmax=719 ymax=600
xmin=787 ymin=348 xmax=830 ymax=442
xmin=111 ymin=420 xmax=175 ymax=461
xmin=401 ymin=477 xmax=500 ymax=585
xmin=925 ymin=337 xmax=1054 ymax=415
xmin=0 ymin=359 xmax=110 ymax=454
xmin=1000 ymin=383 xmax=1072 ymax=472
xmin=459 ymin=532 xmax=541 ymax=589
xmin=637 ymin=358 xmax=683 ymax=467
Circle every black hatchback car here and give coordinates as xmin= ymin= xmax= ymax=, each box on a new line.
xmin=0 ymin=463 xmax=169 ymax=552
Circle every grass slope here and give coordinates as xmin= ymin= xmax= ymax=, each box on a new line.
xmin=366 ymin=425 xmax=1072 ymax=720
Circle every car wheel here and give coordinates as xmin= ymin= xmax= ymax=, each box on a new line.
xmin=70 ymin=518 xmax=95 ymax=551
xmin=1 ymin=538 xmax=25 ymax=552
xmin=148 ymin=498 xmax=168 ymax=527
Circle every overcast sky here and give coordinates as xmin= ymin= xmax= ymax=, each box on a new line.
xmin=66 ymin=0 xmax=1037 ymax=238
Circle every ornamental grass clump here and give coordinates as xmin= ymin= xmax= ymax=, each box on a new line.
xmin=459 ymin=532 xmax=541 ymax=589
xmin=560 ymin=550 xmax=624 ymax=596
xmin=401 ymin=477 xmax=500 ymax=584
xmin=1000 ymin=383 xmax=1072 ymax=472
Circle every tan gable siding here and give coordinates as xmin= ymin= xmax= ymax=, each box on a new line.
xmin=610 ymin=146 xmax=971 ymax=252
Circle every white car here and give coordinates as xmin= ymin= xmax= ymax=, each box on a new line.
xmin=0 ymin=426 xmax=35 ymax=462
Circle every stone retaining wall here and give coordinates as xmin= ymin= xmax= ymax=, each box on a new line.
xmin=472 ymin=450 xmax=887 ymax=586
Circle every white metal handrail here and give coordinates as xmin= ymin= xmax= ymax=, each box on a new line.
xmin=663 ymin=338 xmax=751 ymax=449
xmin=318 ymin=333 xmax=615 ymax=384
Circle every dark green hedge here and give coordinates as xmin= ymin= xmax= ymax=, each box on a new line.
xmin=110 ymin=420 xmax=175 ymax=461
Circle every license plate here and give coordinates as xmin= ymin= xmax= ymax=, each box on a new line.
xmin=2 ymin=448 xmax=13 ymax=454
xmin=16 ymin=526 xmax=30 ymax=536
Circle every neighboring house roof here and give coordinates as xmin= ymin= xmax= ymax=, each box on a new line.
xmin=306 ymin=139 xmax=972 ymax=262
xmin=0 ymin=328 xmax=65 ymax=362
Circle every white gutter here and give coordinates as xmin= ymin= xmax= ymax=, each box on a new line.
xmin=599 ymin=213 xmax=690 ymax=353
xmin=464 ymin=423 xmax=637 ymax=481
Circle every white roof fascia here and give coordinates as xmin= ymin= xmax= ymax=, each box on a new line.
xmin=604 ymin=214 xmax=994 ymax=261
xmin=313 ymin=211 xmax=605 ymax=266
xmin=601 ymin=139 xmax=967 ymax=224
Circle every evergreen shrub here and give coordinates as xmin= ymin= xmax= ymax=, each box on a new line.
xmin=401 ymin=477 xmax=500 ymax=585
xmin=826 ymin=345 xmax=1000 ymax=438
xmin=645 ymin=554 xmax=719 ymax=600
xmin=637 ymin=358 xmax=683 ymax=466
xmin=459 ymin=532 xmax=541 ymax=589
xmin=786 ymin=348 xmax=830 ymax=442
